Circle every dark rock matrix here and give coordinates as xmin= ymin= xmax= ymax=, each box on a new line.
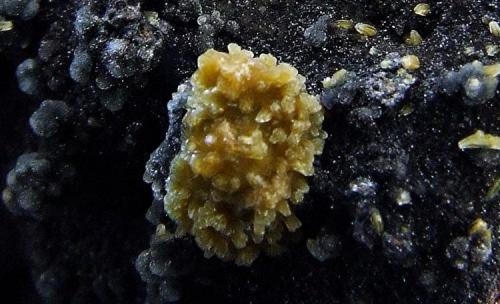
xmin=0 ymin=1 xmax=498 ymax=303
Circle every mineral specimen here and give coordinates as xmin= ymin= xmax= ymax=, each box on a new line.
xmin=414 ymin=3 xmax=430 ymax=17
xmin=442 ymin=61 xmax=499 ymax=105
xmin=163 ymin=43 xmax=326 ymax=265
xmin=458 ymin=130 xmax=500 ymax=151
xmin=355 ymin=23 xmax=377 ymax=37
xmin=0 ymin=0 xmax=40 ymax=20
xmin=304 ymin=15 xmax=330 ymax=47
xmin=1 ymin=0 xmax=499 ymax=303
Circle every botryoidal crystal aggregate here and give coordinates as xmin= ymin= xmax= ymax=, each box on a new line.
xmin=1 ymin=0 xmax=499 ymax=303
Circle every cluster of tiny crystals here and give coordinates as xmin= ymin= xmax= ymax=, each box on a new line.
xmin=164 ymin=43 xmax=326 ymax=265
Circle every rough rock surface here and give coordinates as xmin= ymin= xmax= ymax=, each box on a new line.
xmin=0 ymin=0 xmax=498 ymax=303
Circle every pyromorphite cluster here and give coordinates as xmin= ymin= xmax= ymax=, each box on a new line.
xmin=165 ymin=43 xmax=327 ymax=265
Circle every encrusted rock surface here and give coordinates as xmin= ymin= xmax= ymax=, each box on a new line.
xmin=0 ymin=1 xmax=498 ymax=303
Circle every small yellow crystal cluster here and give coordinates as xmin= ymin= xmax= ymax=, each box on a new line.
xmin=165 ymin=43 xmax=326 ymax=265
